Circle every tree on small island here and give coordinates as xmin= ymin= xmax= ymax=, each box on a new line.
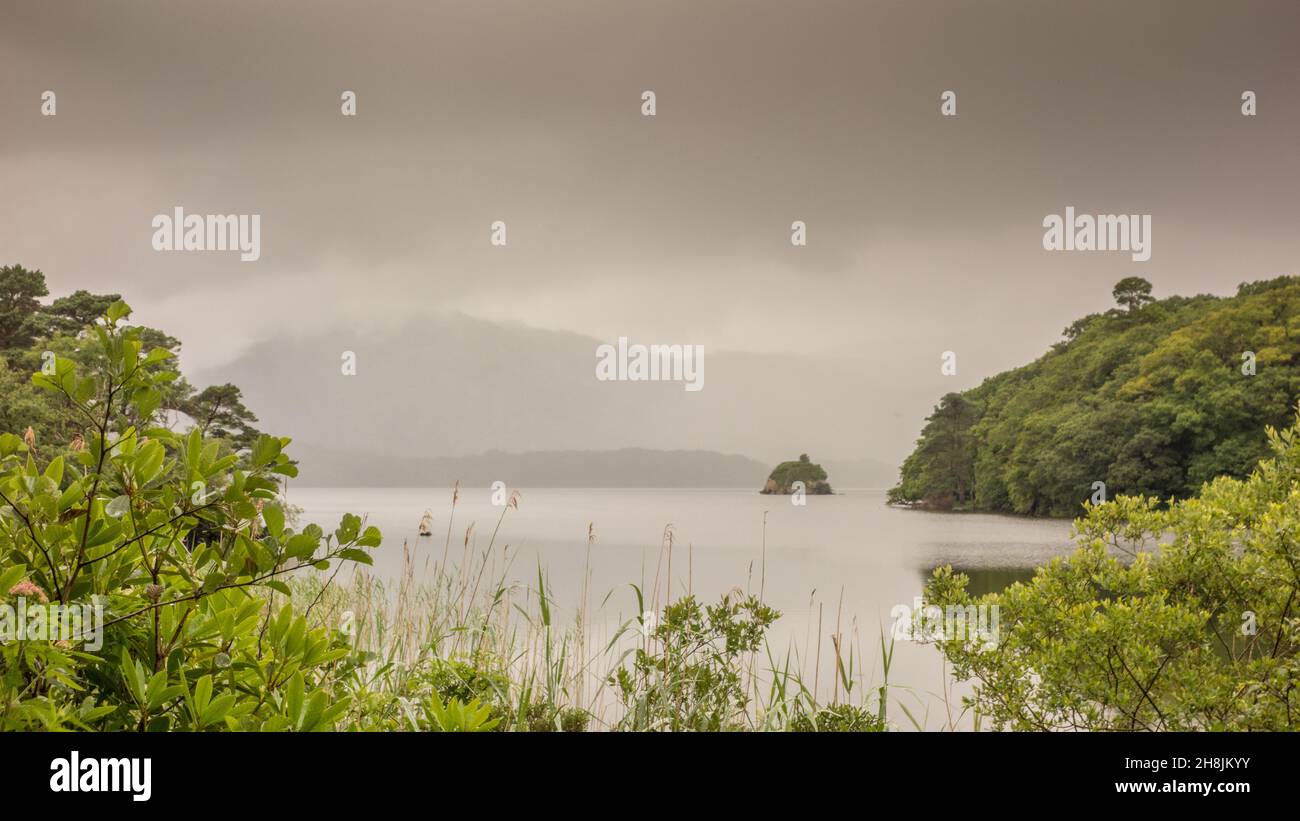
xmin=761 ymin=453 xmax=833 ymax=495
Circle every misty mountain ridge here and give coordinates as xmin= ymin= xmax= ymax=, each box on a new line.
xmin=197 ymin=311 xmax=922 ymax=487
xmin=291 ymin=446 xmax=765 ymax=488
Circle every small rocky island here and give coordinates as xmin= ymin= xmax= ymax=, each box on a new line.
xmin=761 ymin=453 xmax=833 ymax=495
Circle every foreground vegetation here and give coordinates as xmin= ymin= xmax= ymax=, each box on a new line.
xmin=288 ymin=533 xmax=891 ymax=732
xmin=892 ymin=276 xmax=1300 ymax=515
xmin=927 ymin=408 xmax=1300 ymax=730
xmin=3 ymin=266 xmax=1297 ymax=732
xmin=0 ymin=291 xmax=886 ymax=731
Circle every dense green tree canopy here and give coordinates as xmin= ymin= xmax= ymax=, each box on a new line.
xmin=892 ymin=276 xmax=1300 ymax=515
xmin=180 ymin=384 xmax=261 ymax=451
xmin=0 ymin=264 xmax=50 ymax=353
xmin=763 ymin=453 xmax=831 ymax=494
xmin=44 ymin=289 xmax=123 ymax=336
xmin=0 ymin=265 xmax=260 ymax=457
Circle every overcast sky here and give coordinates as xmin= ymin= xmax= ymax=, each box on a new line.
xmin=2 ymin=1 xmax=1297 ymax=463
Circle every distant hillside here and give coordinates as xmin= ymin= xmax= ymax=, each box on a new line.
xmin=293 ymin=446 xmax=770 ymax=488
xmin=195 ymin=311 xmax=922 ymax=478
xmin=891 ymin=276 xmax=1300 ymax=516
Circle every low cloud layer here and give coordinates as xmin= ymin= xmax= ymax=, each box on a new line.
xmin=3 ymin=1 xmax=1296 ymax=463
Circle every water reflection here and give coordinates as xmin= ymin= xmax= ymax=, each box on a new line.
xmin=921 ymin=565 xmax=1036 ymax=597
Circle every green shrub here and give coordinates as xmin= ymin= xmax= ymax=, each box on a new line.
xmin=610 ymin=592 xmax=778 ymax=731
xmin=0 ymin=302 xmax=380 ymax=730
xmin=420 ymin=694 xmax=500 ymax=732
xmin=787 ymin=703 xmax=885 ymax=732
xmin=925 ymin=409 xmax=1300 ymax=730
xmin=514 ymin=701 xmax=590 ymax=732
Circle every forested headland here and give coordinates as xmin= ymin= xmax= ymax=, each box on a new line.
xmin=891 ymin=276 xmax=1300 ymax=516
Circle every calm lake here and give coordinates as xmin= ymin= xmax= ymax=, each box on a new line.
xmin=290 ymin=486 xmax=1077 ymax=728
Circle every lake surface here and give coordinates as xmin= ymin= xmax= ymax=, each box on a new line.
xmin=289 ymin=486 xmax=1076 ymax=728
